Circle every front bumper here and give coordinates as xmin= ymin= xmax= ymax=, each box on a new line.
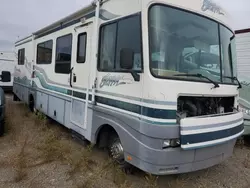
xmin=126 ymin=139 xmax=236 ymax=175
xmin=125 ymin=112 xmax=243 ymax=175
xmin=180 ymin=112 xmax=244 ymax=150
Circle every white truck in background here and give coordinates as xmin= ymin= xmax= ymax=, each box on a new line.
xmin=235 ymin=28 xmax=250 ymax=136
xmin=0 ymin=51 xmax=16 ymax=92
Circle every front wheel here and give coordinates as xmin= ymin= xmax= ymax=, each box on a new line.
xmin=244 ymin=135 xmax=250 ymax=146
xmin=108 ymin=135 xmax=133 ymax=173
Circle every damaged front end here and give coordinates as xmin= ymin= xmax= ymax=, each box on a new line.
xmin=177 ymin=96 xmax=244 ymax=150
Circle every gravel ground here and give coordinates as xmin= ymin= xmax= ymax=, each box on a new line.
xmin=0 ymin=96 xmax=250 ymax=188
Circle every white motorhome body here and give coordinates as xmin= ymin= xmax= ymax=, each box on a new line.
xmin=235 ymin=28 xmax=250 ymax=135
xmin=0 ymin=51 xmax=16 ymax=91
xmin=13 ymin=0 xmax=243 ymax=175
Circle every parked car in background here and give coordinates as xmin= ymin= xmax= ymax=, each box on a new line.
xmin=0 ymin=71 xmax=11 ymax=136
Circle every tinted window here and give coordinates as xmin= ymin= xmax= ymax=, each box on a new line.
xmin=55 ymin=34 xmax=72 ymax=74
xmin=99 ymin=23 xmax=117 ymax=70
xmin=98 ymin=14 xmax=142 ymax=71
xmin=37 ymin=40 xmax=53 ymax=64
xmin=18 ymin=48 xmax=25 ymax=65
xmin=77 ymin=33 xmax=87 ymax=63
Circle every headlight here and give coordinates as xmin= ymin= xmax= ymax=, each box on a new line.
xmin=238 ymin=105 xmax=250 ymax=115
xmin=163 ymin=139 xmax=180 ymax=149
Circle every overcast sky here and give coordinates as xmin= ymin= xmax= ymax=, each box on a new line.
xmin=0 ymin=0 xmax=249 ymax=51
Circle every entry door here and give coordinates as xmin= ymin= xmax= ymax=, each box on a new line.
xmin=70 ymin=23 xmax=93 ymax=129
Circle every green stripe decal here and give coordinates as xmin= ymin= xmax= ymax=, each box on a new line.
xmin=35 ymin=72 xmax=71 ymax=95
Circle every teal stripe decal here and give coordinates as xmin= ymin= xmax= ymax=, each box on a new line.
xmin=14 ymin=77 xmax=32 ymax=87
xmin=34 ymin=67 xmax=177 ymax=106
xmin=35 ymin=72 xmax=71 ymax=95
xmin=15 ymin=72 xmax=177 ymax=122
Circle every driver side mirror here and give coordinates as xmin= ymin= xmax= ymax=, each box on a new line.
xmin=120 ymin=48 xmax=140 ymax=82
xmin=120 ymin=48 xmax=134 ymax=70
xmin=1 ymin=71 xmax=11 ymax=82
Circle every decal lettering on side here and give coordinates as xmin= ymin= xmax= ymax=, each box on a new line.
xmin=201 ymin=0 xmax=224 ymax=15
xmin=99 ymin=74 xmax=133 ymax=88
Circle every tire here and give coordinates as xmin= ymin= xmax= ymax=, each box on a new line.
xmin=13 ymin=93 xmax=20 ymax=101
xmin=244 ymin=135 xmax=250 ymax=146
xmin=108 ymin=134 xmax=133 ymax=173
xmin=28 ymin=95 xmax=36 ymax=113
xmin=0 ymin=120 xmax=4 ymax=137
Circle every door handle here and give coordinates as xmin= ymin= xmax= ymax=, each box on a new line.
xmin=69 ymin=67 xmax=74 ymax=87
xmin=73 ymin=74 xmax=77 ymax=83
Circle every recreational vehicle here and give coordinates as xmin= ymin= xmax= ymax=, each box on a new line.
xmin=13 ymin=0 xmax=244 ymax=175
xmin=235 ymin=28 xmax=250 ymax=136
xmin=0 ymin=51 xmax=16 ymax=91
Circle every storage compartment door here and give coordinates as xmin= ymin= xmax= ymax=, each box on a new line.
xmin=48 ymin=96 xmax=65 ymax=125
xmin=36 ymin=92 xmax=48 ymax=114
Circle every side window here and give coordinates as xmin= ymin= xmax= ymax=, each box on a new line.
xmin=98 ymin=14 xmax=142 ymax=72
xmin=18 ymin=48 xmax=25 ymax=65
xmin=37 ymin=40 xmax=53 ymax=64
xmin=116 ymin=16 xmax=142 ymax=71
xmin=77 ymin=33 xmax=87 ymax=63
xmin=55 ymin=34 xmax=72 ymax=74
xmin=99 ymin=23 xmax=117 ymax=71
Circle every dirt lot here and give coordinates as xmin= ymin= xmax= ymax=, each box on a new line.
xmin=0 ymin=96 xmax=250 ymax=188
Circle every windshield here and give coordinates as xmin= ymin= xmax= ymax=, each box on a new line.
xmin=149 ymin=5 xmax=237 ymax=84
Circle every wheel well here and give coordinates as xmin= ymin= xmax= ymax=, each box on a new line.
xmin=96 ymin=124 xmax=118 ymax=148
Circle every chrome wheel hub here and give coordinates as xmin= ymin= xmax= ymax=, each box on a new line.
xmin=111 ymin=140 xmax=124 ymax=162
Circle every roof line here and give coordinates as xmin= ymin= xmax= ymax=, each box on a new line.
xmin=33 ymin=4 xmax=95 ymax=36
xmin=235 ymin=28 xmax=250 ymax=34
xmin=15 ymin=35 xmax=33 ymax=44
xmin=15 ymin=3 xmax=95 ymax=44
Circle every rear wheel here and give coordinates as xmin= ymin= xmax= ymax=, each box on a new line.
xmin=13 ymin=93 xmax=20 ymax=101
xmin=28 ymin=95 xmax=36 ymax=113
xmin=108 ymin=134 xmax=133 ymax=173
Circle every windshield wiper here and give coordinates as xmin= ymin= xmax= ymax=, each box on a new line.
xmin=174 ymin=73 xmax=220 ymax=89
xmin=223 ymin=76 xmax=242 ymax=89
